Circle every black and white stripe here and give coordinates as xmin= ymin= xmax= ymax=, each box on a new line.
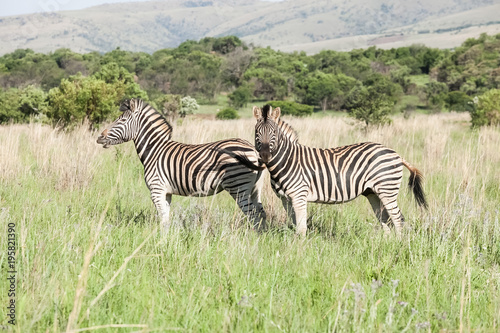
xmin=253 ymin=105 xmax=427 ymax=236
xmin=97 ymin=98 xmax=266 ymax=232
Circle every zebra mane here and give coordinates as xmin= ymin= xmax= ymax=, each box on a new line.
xmin=262 ymin=104 xmax=272 ymax=122
xmin=120 ymin=98 xmax=173 ymax=141
xmin=277 ymin=119 xmax=299 ymax=143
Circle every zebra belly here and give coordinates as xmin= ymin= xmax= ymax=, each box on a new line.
xmin=308 ymin=193 xmax=360 ymax=204
xmin=168 ymin=178 xmax=224 ymax=197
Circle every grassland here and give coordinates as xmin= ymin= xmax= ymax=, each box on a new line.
xmin=0 ymin=112 xmax=499 ymax=332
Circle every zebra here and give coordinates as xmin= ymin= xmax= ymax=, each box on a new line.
xmin=252 ymin=104 xmax=427 ymax=236
xmin=96 ymin=98 xmax=266 ymax=233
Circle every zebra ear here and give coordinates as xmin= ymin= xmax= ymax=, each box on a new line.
xmin=270 ymin=107 xmax=281 ymax=120
xmin=120 ymin=99 xmax=131 ymax=112
xmin=128 ymin=98 xmax=143 ymax=113
xmin=128 ymin=98 xmax=137 ymax=111
xmin=253 ymin=106 xmax=262 ymax=119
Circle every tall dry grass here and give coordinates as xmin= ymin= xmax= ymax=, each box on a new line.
xmin=0 ymin=112 xmax=499 ymax=332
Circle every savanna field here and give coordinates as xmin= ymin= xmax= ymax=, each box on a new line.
xmin=1 ymin=112 xmax=500 ymax=332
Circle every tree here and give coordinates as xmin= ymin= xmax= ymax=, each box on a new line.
xmin=150 ymin=94 xmax=181 ymax=122
xmin=212 ymin=36 xmax=243 ymax=54
xmin=425 ymin=81 xmax=449 ymax=111
xmin=92 ymin=62 xmax=147 ymax=99
xmin=265 ymin=101 xmax=313 ymax=117
xmin=470 ymin=89 xmax=500 ymax=127
xmin=0 ymin=86 xmax=46 ymax=123
xmin=46 ymin=75 xmax=119 ymax=128
xmin=221 ymin=46 xmax=254 ymax=87
xmin=345 ymin=85 xmax=393 ymax=127
xmin=419 ymin=48 xmax=443 ymax=74
xmin=228 ymin=84 xmax=253 ymax=108
xmin=180 ymin=96 xmax=199 ymax=117
xmin=299 ymin=71 xmax=357 ymax=111
xmin=45 ymin=66 xmax=148 ymax=129
xmin=389 ymin=65 xmax=411 ymax=93
xmin=444 ymin=91 xmax=473 ymax=112
xmin=244 ymin=68 xmax=287 ymax=100
xmin=362 ymin=73 xmax=402 ymax=106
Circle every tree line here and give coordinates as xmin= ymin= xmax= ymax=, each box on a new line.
xmin=0 ymin=34 xmax=499 ymax=127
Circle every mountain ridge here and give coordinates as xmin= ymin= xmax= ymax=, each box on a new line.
xmin=0 ymin=0 xmax=498 ymax=55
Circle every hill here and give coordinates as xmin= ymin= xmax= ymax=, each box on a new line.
xmin=0 ymin=0 xmax=499 ymax=55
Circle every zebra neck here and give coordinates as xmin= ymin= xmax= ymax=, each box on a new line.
xmin=277 ymin=119 xmax=298 ymax=143
xmin=266 ymin=132 xmax=296 ymax=176
xmin=133 ymin=110 xmax=173 ymax=164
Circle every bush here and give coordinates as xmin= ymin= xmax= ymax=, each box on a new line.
xmin=216 ymin=107 xmax=239 ymax=120
xmin=150 ymin=94 xmax=181 ymax=121
xmin=345 ymin=85 xmax=393 ymax=127
xmin=228 ymin=85 xmax=252 ymax=108
xmin=444 ymin=91 xmax=473 ymax=112
xmin=470 ymin=89 xmax=500 ymax=127
xmin=0 ymin=86 xmax=47 ymax=123
xmin=180 ymin=96 xmax=199 ymax=117
xmin=44 ymin=64 xmax=149 ymax=129
xmin=425 ymin=81 xmax=448 ymax=112
xmin=46 ymin=75 xmax=119 ymax=128
xmin=265 ymin=101 xmax=313 ymax=117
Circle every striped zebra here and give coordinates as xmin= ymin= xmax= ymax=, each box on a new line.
xmin=96 ymin=98 xmax=266 ymax=233
xmin=253 ymin=105 xmax=427 ymax=236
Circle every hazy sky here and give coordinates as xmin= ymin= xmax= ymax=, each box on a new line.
xmin=1 ymin=0 xmax=158 ymax=17
xmin=0 ymin=0 xmax=284 ymax=17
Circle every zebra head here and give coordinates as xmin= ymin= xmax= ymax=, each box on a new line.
xmin=96 ymin=99 xmax=143 ymax=148
xmin=253 ymin=104 xmax=281 ymax=164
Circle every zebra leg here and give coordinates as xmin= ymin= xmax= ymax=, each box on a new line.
xmin=229 ymin=189 xmax=261 ymax=230
xmin=250 ymin=181 xmax=267 ymax=231
xmin=376 ymin=193 xmax=405 ymax=236
xmin=280 ymin=197 xmax=296 ymax=226
xmin=291 ymin=196 xmax=308 ymax=236
xmin=365 ymin=194 xmax=392 ymax=235
xmin=151 ymin=190 xmax=172 ymax=235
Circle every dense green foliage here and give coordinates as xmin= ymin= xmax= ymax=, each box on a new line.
xmin=180 ymin=96 xmax=200 ymax=117
xmin=265 ymin=100 xmax=314 ymax=117
xmin=149 ymin=94 xmax=181 ymax=120
xmin=1 ymin=34 xmax=500 ymax=126
xmin=470 ymin=89 xmax=500 ymax=127
xmin=216 ymin=107 xmax=240 ymax=120
xmin=0 ymin=85 xmax=46 ymax=123
xmin=228 ymin=84 xmax=253 ymax=108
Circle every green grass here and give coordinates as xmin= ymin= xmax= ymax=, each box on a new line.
xmin=409 ymin=75 xmax=430 ymax=87
xmin=0 ymin=116 xmax=499 ymax=332
xmin=197 ymin=95 xmax=256 ymax=119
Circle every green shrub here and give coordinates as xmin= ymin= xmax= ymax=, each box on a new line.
xmin=425 ymin=81 xmax=448 ymax=111
xmin=216 ymin=107 xmax=240 ymax=120
xmin=265 ymin=101 xmax=313 ymax=117
xmin=470 ymin=89 xmax=500 ymax=127
xmin=228 ymin=85 xmax=253 ymax=108
xmin=180 ymin=96 xmax=199 ymax=117
xmin=45 ymin=64 xmax=149 ymax=129
xmin=46 ymin=75 xmax=120 ymax=128
xmin=345 ymin=85 xmax=393 ymax=126
xmin=150 ymin=94 xmax=181 ymax=119
xmin=444 ymin=91 xmax=473 ymax=112
xmin=0 ymin=86 xmax=47 ymax=124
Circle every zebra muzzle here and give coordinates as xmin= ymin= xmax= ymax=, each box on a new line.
xmin=259 ymin=151 xmax=271 ymax=164
xmin=96 ymin=135 xmax=110 ymax=148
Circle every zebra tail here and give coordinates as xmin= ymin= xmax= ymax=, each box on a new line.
xmin=211 ymin=147 xmax=266 ymax=172
xmin=402 ymin=159 xmax=428 ymax=209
